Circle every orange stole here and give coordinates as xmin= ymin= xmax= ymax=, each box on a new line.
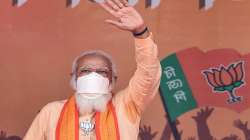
xmin=56 ymin=96 xmax=120 ymax=140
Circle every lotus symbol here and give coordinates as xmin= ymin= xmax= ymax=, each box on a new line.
xmin=203 ymin=61 xmax=245 ymax=104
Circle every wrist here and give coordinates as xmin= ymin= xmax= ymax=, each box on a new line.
xmin=132 ymin=26 xmax=150 ymax=39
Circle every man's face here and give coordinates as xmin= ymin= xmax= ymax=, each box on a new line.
xmin=74 ymin=55 xmax=113 ymax=114
xmin=76 ymin=55 xmax=112 ymax=83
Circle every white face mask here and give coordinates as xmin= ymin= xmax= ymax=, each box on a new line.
xmin=76 ymin=72 xmax=110 ymax=99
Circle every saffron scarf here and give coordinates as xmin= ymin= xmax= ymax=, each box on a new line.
xmin=55 ymin=96 xmax=120 ymax=140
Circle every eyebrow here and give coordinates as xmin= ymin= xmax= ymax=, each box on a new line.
xmin=78 ymin=66 xmax=110 ymax=70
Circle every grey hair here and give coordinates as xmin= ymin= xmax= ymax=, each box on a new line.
xmin=70 ymin=50 xmax=117 ymax=91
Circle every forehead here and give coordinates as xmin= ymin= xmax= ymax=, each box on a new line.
xmin=77 ymin=55 xmax=110 ymax=69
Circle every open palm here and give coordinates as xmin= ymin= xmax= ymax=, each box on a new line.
xmin=99 ymin=0 xmax=146 ymax=33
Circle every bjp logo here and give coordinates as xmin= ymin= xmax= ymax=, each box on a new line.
xmin=203 ymin=61 xmax=245 ymax=104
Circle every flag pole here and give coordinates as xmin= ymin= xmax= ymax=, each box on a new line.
xmin=159 ymin=89 xmax=181 ymax=140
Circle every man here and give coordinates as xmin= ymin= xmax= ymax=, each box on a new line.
xmin=23 ymin=0 xmax=161 ymax=139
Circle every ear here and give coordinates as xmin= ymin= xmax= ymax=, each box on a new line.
xmin=111 ymin=75 xmax=118 ymax=85
xmin=108 ymin=75 xmax=118 ymax=91
xmin=109 ymin=72 xmax=117 ymax=83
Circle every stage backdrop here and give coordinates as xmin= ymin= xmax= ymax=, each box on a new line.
xmin=0 ymin=0 xmax=250 ymax=140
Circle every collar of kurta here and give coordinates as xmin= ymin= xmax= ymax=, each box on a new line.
xmin=55 ymin=96 xmax=120 ymax=140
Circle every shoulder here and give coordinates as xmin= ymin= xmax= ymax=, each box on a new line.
xmin=38 ymin=99 xmax=67 ymax=114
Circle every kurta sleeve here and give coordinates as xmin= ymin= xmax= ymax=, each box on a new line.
xmin=23 ymin=104 xmax=50 ymax=140
xmin=122 ymin=32 xmax=162 ymax=118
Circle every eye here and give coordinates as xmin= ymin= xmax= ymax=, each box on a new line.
xmin=96 ymin=70 xmax=109 ymax=77
xmin=80 ymin=69 xmax=91 ymax=74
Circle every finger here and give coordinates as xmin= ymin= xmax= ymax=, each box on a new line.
xmin=105 ymin=19 xmax=124 ymax=28
xmin=106 ymin=0 xmax=120 ymax=11
xmin=120 ymin=0 xmax=129 ymax=6
xmin=209 ymin=109 xmax=214 ymax=114
xmin=139 ymin=127 xmax=142 ymax=131
xmin=99 ymin=3 xmax=119 ymax=18
xmin=175 ymin=119 xmax=180 ymax=125
xmin=245 ymin=121 xmax=248 ymax=126
xmin=210 ymin=107 xmax=215 ymax=112
xmin=179 ymin=130 xmax=183 ymax=135
xmin=205 ymin=106 xmax=208 ymax=111
xmin=112 ymin=0 xmax=125 ymax=8
xmin=144 ymin=125 xmax=147 ymax=131
xmin=147 ymin=126 xmax=151 ymax=132
xmin=148 ymin=126 xmax=151 ymax=132
xmin=201 ymin=108 xmax=204 ymax=113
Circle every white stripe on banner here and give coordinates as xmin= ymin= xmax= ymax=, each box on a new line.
xmin=16 ymin=0 xmax=28 ymax=7
xmin=70 ymin=0 xmax=81 ymax=8
xmin=204 ymin=0 xmax=215 ymax=10
xmin=149 ymin=0 xmax=161 ymax=9
xmin=128 ymin=0 xmax=139 ymax=6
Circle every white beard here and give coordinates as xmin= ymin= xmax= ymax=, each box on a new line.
xmin=75 ymin=93 xmax=112 ymax=115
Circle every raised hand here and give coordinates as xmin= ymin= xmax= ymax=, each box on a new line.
xmin=160 ymin=117 xmax=180 ymax=140
xmin=192 ymin=107 xmax=214 ymax=122
xmin=234 ymin=119 xmax=248 ymax=131
xmin=192 ymin=107 xmax=215 ymax=140
xmin=139 ymin=125 xmax=158 ymax=140
xmin=98 ymin=0 xmax=148 ymax=36
xmin=234 ymin=119 xmax=250 ymax=140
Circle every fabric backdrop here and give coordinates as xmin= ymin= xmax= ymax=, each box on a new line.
xmin=0 ymin=0 xmax=250 ymax=139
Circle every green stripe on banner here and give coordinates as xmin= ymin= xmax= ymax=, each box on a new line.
xmin=160 ymin=53 xmax=197 ymax=122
